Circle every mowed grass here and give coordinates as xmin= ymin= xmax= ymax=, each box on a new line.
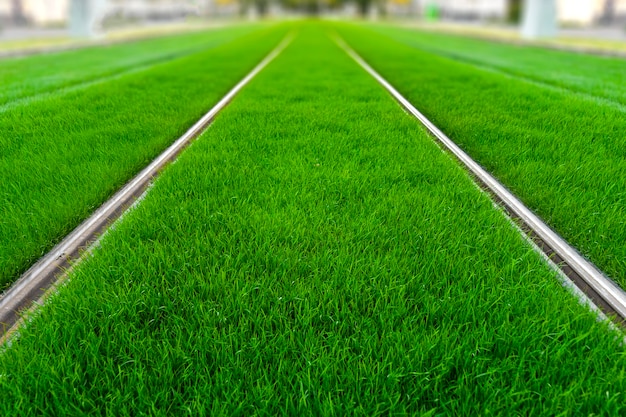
xmin=0 ymin=24 xmax=262 ymax=107
xmin=1 ymin=23 xmax=625 ymax=415
xmin=366 ymin=23 xmax=626 ymax=106
xmin=0 ymin=24 xmax=289 ymax=288
xmin=335 ymin=22 xmax=626 ymax=289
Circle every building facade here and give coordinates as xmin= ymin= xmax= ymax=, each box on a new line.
xmin=0 ymin=0 xmax=68 ymax=25
xmin=558 ymin=0 xmax=626 ymax=25
xmin=405 ymin=0 xmax=626 ymax=25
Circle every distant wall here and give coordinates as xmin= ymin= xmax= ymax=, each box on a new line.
xmin=557 ymin=0 xmax=626 ymax=26
xmin=23 ymin=0 xmax=69 ymax=25
xmin=387 ymin=0 xmax=626 ymax=25
xmin=442 ymin=0 xmax=508 ymax=19
xmin=407 ymin=0 xmax=513 ymax=20
xmin=0 ymin=0 xmax=68 ymax=26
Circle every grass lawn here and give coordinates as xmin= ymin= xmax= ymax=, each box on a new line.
xmin=365 ymin=23 xmax=626 ymax=107
xmin=335 ymin=22 xmax=626 ymax=289
xmin=0 ymin=24 xmax=288 ymax=288
xmin=0 ymin=24 xmax=263 ymax=107
xmin=1 ymin=22 xmax=624 ymax=415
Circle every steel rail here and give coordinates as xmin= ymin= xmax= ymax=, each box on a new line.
xmin=0 ymin=32 xmax=295 ymax=340
xmin=334 ymin=35 xmax=626 ymax=322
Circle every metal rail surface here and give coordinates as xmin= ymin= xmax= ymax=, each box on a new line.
xmin=0 ymin=33 xmax=294 ymax=341
xmin=334 ymin=35 xmax=626 ymax=323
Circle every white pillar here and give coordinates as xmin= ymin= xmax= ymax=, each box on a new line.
xmin=521 ymin=0 xmax=557 ymax=39
xmin=69 ymin=0 xmax=107 ymax=38
xmin=368 ymin=2 xmax=379 ymax=20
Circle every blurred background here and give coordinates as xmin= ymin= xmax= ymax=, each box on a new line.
xmin=0 ymin=0 xmax=625 ymax=44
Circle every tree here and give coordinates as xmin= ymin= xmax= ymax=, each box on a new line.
xmin=508 ymin=0 xmax=522 ymax=23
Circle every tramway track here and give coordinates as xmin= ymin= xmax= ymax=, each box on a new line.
xmin=334 ymin=34 xmax=626 ymax=326
xmin=0 ymin=33 xmax=294 ymax=343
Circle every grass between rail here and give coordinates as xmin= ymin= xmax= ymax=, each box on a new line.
xmin=0 ymin=24 xmax=288 ymax=289
xmin=335 ymin=22 xmax=626 ymax=289
xmin=0 ymin=24 xmax=263 ymax=107
xmin=365 ymin=23 xmax=626 ymax=106
xmin=1 ymin=22 xmax=625 ymax=415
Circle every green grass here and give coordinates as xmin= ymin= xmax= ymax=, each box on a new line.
xmin=1 ymin=22 xmax=625 ymax=415
xmin=365 ymin=23 xmax=626 ymax=107
xmin=0 ymin=24 xmax=289 ymax=289
xmin=0 ymin=24 xmax=262 ymax=107
xmin=335 ymin=22 xmax=626 ymax=289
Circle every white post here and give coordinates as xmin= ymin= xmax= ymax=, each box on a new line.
xmin=69 ymin=0 xmax=107 ymax=38
xmin=202 ymin=0 xmax=216 ymax=17
xmin=521 ymin=0 xmax=557 ymax=39
xmin=411 ymin=0 xmax=422 ymax=17
xmin=368 ymin=2 xmax=379 ymax=20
